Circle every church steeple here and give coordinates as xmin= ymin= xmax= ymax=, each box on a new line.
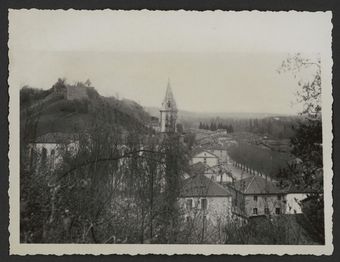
xmin=159 ymin=79 xmax=178 ymax=133
xmin=162 ymin=79 xmax=177 ymax=111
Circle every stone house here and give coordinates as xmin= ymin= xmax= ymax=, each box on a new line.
xmin=191 ymin=149 xmax=219 ymax=167
xmin=232 ymin=175 xmax=285 ymax=217
xmin=178 ymin=174 xmax=247 ymax=243
xmin=27 ymin=132 xmax=79 ymax=172
xmin=179 ymin=174 xmax=233 ymax=226
xmin=203 ymin=145 xmax=229 ymax=164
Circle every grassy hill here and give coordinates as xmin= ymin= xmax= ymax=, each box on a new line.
xmin=20 ymin=82 xmax=151 ymax=139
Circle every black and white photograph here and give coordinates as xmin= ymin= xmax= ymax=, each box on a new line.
xmin=8 ymin=9 xmax=333 ymax=255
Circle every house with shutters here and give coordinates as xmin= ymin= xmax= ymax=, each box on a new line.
xmin=178 ymin=174 xmax=247 ymax=243
xmin=232 ymin=175 xmax=285 ymax=217
xmin=179 ymin=174 xmax=233 ymax=226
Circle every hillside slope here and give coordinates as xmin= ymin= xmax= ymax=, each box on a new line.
xmin=20 ymin=81 xmax=151 ymax=139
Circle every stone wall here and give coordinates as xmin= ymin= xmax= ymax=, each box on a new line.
xmin=244 ymin=194 xmax=286 ymax=217
xmin=179 ymin=196 xmax=233 ymax=243
xmin=66 ymin=85 xmax=88 ymax=100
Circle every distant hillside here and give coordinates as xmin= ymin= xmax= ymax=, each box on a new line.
xmin=20 ymin=80 xmax=151 ymax=139
xmin=145 ymin=106 xmax=292 ymax=121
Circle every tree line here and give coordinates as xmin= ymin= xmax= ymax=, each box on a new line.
xmin=198 ymin=121 xmax=234 ymax=133
xmin=228 ymin=141 xmax=292 ymax=179
xmin=199 ymin=117 xmax=297 ymax=139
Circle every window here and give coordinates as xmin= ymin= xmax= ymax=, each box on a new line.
xmin=201 ymin=198 xmax=208 ymax=210
xmin=50 ymin=149 xmax=55 ymax=169
xmin=253 ymin=208 xmax=258 ymax=215
xmin=264 ymin=208 xmax=270 ymax=214
xmin=234 ymin=198 xmax=238 ymax=206
xmin=241 ymin=181 xmax=246 ymax=190
xmin=41 ymin=147 xmax=47 ymax=163
xmin=253 ymin=196 xmax=258 ymax=201
xmin=186 ymin=199 xmax=193 ymax=210
xmin=275 ymin=208 xmax=281 ymax=215
xmin=203 ymin=158 xmax=207 ymax=164
xmin=277 ymin=195 xmax=282 ymax=201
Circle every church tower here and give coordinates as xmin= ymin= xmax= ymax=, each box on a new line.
xmin=160 ymin=79 xmax=177 ymax=133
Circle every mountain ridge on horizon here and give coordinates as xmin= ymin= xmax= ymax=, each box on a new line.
xmin=145 ymin=106 xmax=296 ymax=120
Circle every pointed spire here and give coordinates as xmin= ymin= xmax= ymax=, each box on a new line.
xmin=162 ymin=78 xmax=177 ymax=111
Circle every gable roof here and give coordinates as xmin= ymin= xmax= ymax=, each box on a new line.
xmin=192 ymin=148 xmax=219 ymax=158
xmin=190 ymin=162 xmax=210 ymax=175
xmin=180 ymin=174 xmax=232 ymax=197
xmin=283 ymin=183 xmax=316 ymax=194
xmin=233 ymin=175 xmax=281 ymax=195
xmin=31 ymin=132 xmax=79 ymax=144
xmin=203 ymin=144 xmax=227 ymax=151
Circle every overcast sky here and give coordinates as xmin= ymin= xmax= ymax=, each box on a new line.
xmin=9 ymin=10 xmax=331 ymax=114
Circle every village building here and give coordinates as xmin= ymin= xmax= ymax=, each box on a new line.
xmin=179 ymin=174 xmax=248 ymax=243
xmin=283 ymin=184 xmax=313 ymax=214
xmin=202 ymin=144 xmax=229 ymax=164
xmin=187 ymin=162 xmax=233 ymax=184
xmin=284 ymin=192 xmax=308 ymax=214
xmin=179 ymin=174 xmax=233 ymax=226
xmin=232 ymin=175 xmax=285 ymax=217
xmin=159 ymin=80 xmax=177 ymax=133
xmin=27 ymin=132 xmax=79 ymax=172
xmin=149 ymin=116 xmax=160 ymax=132
xmin=191 ymin=149 xmax=219 ymax=167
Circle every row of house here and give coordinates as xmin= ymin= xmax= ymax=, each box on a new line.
xmin=180 ymin=170 xmax=310 ymax=225
xmin=28 ymin=130 xmax=310 ymax=233
xmin=179 ymin=143 xmax=312 ymax=230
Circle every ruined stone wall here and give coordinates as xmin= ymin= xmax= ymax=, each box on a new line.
xmin=66 ymin=86 xmax=88 ymax=100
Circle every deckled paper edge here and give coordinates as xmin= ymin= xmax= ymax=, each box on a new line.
xmin=8 ymin=9 xmax=334 ymax=256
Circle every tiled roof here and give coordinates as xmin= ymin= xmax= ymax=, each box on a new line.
xmin=32 ymin=132 xmax=79 ymax=144
xmin=180 ymin=174 xmax=232 ymax=197
xmin=233 ymin=175 xmax=281 ymax=195
xmin=203 ymin=144 xmax=227 ymax=151
xmin=190 ymin=162 xmax=209 ymax=175
xmin=283 ymin=183 xmax=316 ymax=194
xmin=191 ymin=148 xmax=219 ymax=158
